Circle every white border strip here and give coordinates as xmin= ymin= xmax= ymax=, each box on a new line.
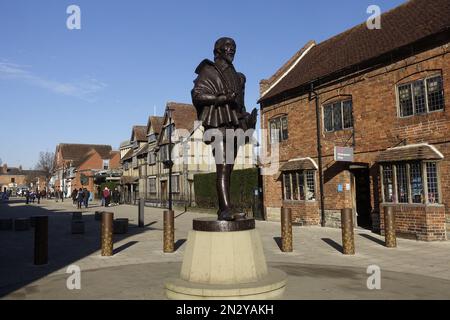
xmin=261 ymin=42 xmax=316 ymax=98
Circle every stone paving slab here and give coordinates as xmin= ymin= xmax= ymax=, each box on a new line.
xmin=1 ymin=198 xmax=450 ymax=299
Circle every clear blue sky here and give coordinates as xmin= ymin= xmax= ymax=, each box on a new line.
xmin=0 ymin=0 xmax=405 ymax=169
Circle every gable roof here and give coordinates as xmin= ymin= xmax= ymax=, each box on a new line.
xmin=58 ymin=144 xmax=113 ymax=162
xmin=157 ymin=102 xmax=198 ymax=146
xmin=167 ymin=102 xmax=198 ymax=132
xmin=147 ymin=116 xmax=164 ymax=136
xmin=131 ymin=126 xmax=147 ymax=142
xmin=260 ymin=0 xmax=450 ymax=104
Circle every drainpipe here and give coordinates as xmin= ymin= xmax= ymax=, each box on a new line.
xmin=309 ymin=83 xmax=326 ymax=227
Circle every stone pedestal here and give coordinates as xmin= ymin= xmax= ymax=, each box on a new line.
xmin=165 ymin=218 xmax=287 ymax=300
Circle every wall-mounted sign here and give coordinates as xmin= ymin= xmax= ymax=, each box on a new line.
xmin=334 ymin=146 xmax=354 ymax=162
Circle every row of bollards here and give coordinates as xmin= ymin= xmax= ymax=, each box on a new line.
xmin=99 ymin=201 xmax=175 ymax=256
xmin=280 ymin=206 xmax=397 ymax=254
xmin=11 ymin=201 xmax=175 ymax=265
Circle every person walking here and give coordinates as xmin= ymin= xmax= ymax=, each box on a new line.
xmin=72 ymin=188 xmax=78 ymax=206
xmin=77 ymin=188 xmax=84 ymax=209
xmin=83 ymin=188 xmax=90 ymax=209
xmin=103 ymin=187 xmax=111 ymax=207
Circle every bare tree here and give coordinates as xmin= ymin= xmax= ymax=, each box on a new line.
xmin=35 ymin=151 xmax=55 ymax=178
xmin=24 ymin=170 xmax=40 ymax=188
xmin=34 ymin=151 xmax=55 ymax=190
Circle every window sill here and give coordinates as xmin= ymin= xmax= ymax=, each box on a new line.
xmin=381 ymin=202 xmax=444 ymax=208
xmin=283 ymin=200 xmax=317 ymax=204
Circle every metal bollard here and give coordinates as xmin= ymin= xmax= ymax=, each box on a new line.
xmin=101 ymin=212 xmax=114 ymax=256
xmin=34 ymin=216 xmax=48 ymax=265
xmin=341 ymin=208 xmax=355 ymax=255
xmin=163 ymin=210 xmax=174 ymax=253
xmin=281 ymin=207 xmax=293 ymax=252
xmin=139 ymin=198 xmax=145 ymax=228
xmin=384 ymin=206 xmax=397 ymax=248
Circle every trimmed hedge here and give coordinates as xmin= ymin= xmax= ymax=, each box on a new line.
xmin=194 ymin=168 xmax=258 ymax=211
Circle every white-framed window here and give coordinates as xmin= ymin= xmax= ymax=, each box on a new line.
xmin=397 ymin=75 xmax=445 ymax=117
xmin=148 ymin=177 xmax=157 ymax=194
xmin=102 ymin=159 xmax=110 ymax=170
xmin=381 ymin=161 xmax=440 ymax=204
xmin=124 ymin=162 xmax=129 ymax=170
xmin=269 ymin=115 xmax=288 ymax=144
xmin=283 ymin=170 xmax=316 ymax=201
xmin=323 ymin=100 xmax=353 ymax=132
xmin=132 ymin=156 xmax=138 ymax=168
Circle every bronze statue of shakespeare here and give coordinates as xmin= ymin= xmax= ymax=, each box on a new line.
xmin=192 ymin=37 xmax=257 ymax=221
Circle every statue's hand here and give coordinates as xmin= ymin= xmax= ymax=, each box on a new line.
xmin=216 ymin=92 xmax=236 ymax=105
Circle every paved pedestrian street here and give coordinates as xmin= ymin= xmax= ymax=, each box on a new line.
xmin=1 ymin=198 xmax=449 ymax=300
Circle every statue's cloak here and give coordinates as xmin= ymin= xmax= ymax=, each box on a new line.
xmin=191 ymin=59 xmax=247 ymax=129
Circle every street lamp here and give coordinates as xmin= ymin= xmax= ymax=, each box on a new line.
xmin=162 ymin=107 xmax=175 ymax=253
xmin=162 ymin=107 xmax=174 ymax=210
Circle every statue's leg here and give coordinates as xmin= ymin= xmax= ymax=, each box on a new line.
xmin=213 ymin=140 xmax=233 ymax=221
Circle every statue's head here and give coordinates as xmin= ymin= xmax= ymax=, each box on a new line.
xmin=214 ymin=37 xmax=236 ymax=64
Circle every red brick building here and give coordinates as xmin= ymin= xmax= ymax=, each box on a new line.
xmin=258 ymin=0 xmax=450 ymax=240
xmin=52 ymin=144 xmax=120 ymax=197
xmin=0 ymin=164 xmax=46 ymax=194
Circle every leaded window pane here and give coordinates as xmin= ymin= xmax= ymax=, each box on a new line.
xmin=324 ymin=105 xmax=333 ymax=132
xmin=306 ymin=171 xmax=316 ymax=200
xmin=410 ymin=162 xmax=423 ymax=203
xmin=270 ymin=121 xmax=277 ymax=144
xmin=332 ymin=102 xmax=342 ymax=131
xmin=291 ymin=173 xmax=298 ymax=200
xmin=299 ymin=172 xmax=305 ymax=200
xmin=342 ymin=100 xmax=353 ymax=129
xmin=427 ymin=76 xmax=445 ymax=112
xmin=399 ymin=84 xmax=413 ymax=117
xmin=283 ymin=173 xmax=291 ymax=200
xmin=426 ymin=163 xmax=439 ymax=203
xmin=281 ymin=117 xmax=288 ymax=141
xmin=413 ymin=81 xmax=426 ymax=114
xmin=382 ymin=165 xmax=394 ymax=202
xmin=396 ymin=164 xmax=409 ymax=203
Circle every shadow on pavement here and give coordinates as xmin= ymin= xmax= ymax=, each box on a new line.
xmin=358 ymin=233 xmax=385 ymax=246
xmin=321 ymin=238 xmax=343 ymax=253
xmin=273 ymin=237 xmax=283 ymax=251
xmin=113 ymin=241 xmax=139 ymax=255
xmin=174 ymin=239 xmax=187 ymax=252
xmin=0 ymin=199 xmax=149 ymax=298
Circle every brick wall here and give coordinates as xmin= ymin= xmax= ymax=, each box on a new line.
xmin=260 ymin=42 xmax=450 ymax=241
